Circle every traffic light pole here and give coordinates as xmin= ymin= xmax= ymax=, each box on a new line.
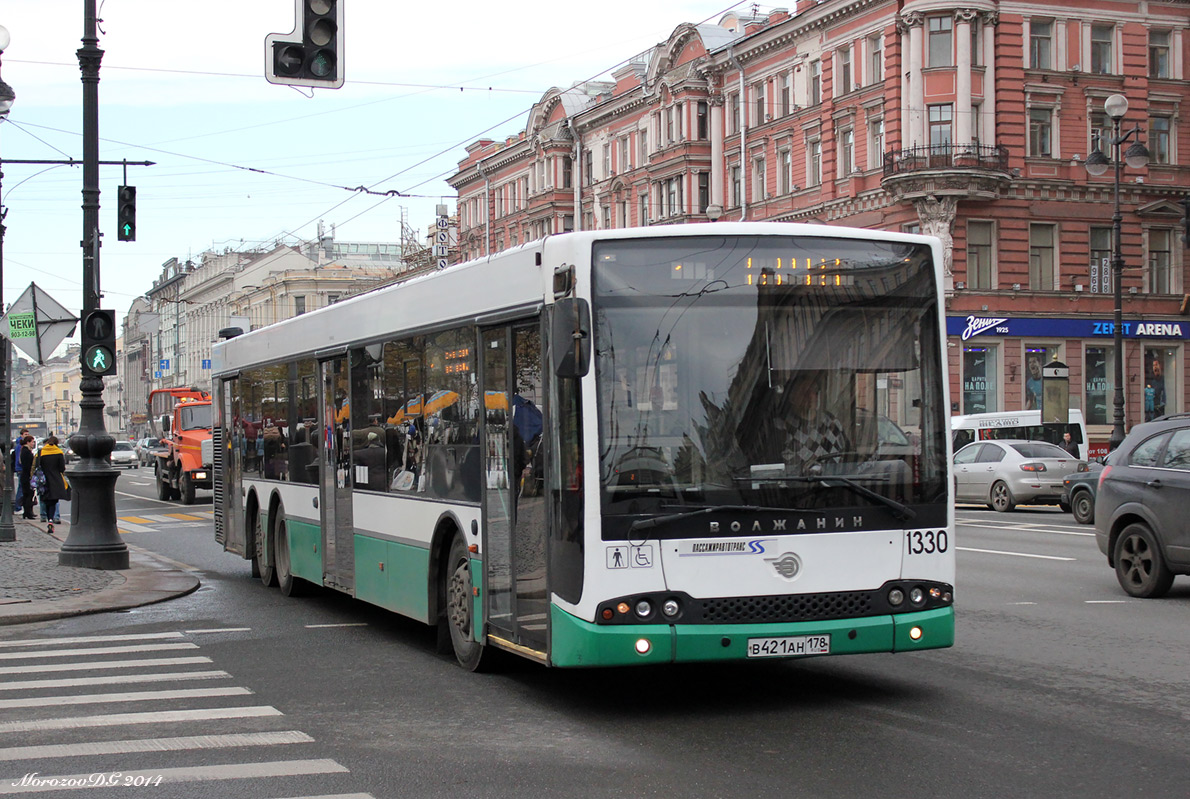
xmin=58 ymin=0 xmax=126 ymax=569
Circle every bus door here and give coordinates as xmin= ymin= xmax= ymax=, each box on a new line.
xmin=217 ymin=377 xmax=242 ymax=553
xmin=480 ymin=322 xmax=547 ymax=653
xmin=319 ymin=356 xmax=355 ymax=592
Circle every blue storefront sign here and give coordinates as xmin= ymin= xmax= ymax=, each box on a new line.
xmin=948 ymin=315 xmax=1190 ymax=341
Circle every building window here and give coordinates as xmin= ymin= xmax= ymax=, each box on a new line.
xmin=665 ymin=108 xmax=675 ymax=143
xmin=753 ymin=156 xmax=766 ymax=199
xmin=1148 ymin=228 xmax=1172 ymax=294
xmin=1091 ymin=25 xmax=1114 ymax=74
xmin=966 ymin=220 xmax=994 ymax=289
xmin=808 ymin=138 xmax=822 ymax=186
xmin=638 ymin=195 xmax=648 ymax=225
xmin=1085 ymin=347 xmax=1110 ymax=425
xmin=928 ymin=104 xmax=953 ymax=150
xmin=583 ymin=151 xmax=593 ymax=186
xmin=639 ymin=130 xmax=649 ymax=163
xmin=1090 ymin=111 xmax=1111 ymax=157
xmin=1149 ymin=117 xmax=1171 ymax=164
xmin=838 ymin=128 xmax=854 ymax=177
xmin=809 ymin=60 xmax=821 ymax=105
xmin=1144 ymin=347 xmax=1173 ymax=421
xmin=963 ymin=345 xmax=998 ymax=413
xmin=1023 ymin=346 xmax=1058 ymax=411
xmin=838 ymin=46 xmax=852 ymax=94
xmin=697 ymin=101 xmax=708 ymax=139
xmin=562 ymin=156 xmax=573 ymax=189
xmin=730 ymin=165 xmax=741 ymax=207
xmin=754 ymin=83 xmax=766 ymax=124
xmin=1029 ymin=107 xmax=1053 ymax=157
xmin=928 ymin=16 xmax=953 ymax=67
xmin=1029 ymin=20 xmax=1052 ymax=70
xmin=779 ymin=148 xmax=793 ymax=193
xmin=1149 ymin=30 xmax=1171 ymax=79
xmin=869 ymin=34 xmax=882 ymax=84
xmin=603 ymin=144 xmax=612 ymax=177
xmin=294 ymin=295 xmax=306 ymax=316
xmin=698 ymin=172 xmax=709 ymax=213
xmin=779 ymin=74 xmax=791 ymax=115
xmin=620 ymin=137 xmax=630 ymax=171
xmin=868 ymin=117 xmax=884 ymax=169
xmin=1029 ymin=224 xmax=1055 ymax=290
xmin=602 ymin=206 xmax=611 ymax=230
xmin=1090 ymin=226 xmax=1112 ymax=293
xmin=730 ymin=94 xmax=740 ymax=134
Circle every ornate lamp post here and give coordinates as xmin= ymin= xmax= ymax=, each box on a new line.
xmin=1084 ymin=94 xmax=1150 ymax=452
xmin=0 ymin=25 xmax=16 ymax=543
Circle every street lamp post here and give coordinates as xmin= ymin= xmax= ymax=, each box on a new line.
xmin=0 ymin=26 xmax=16 ymax=543
xmin=58 ymin=1 xmax=128 ymax=569
xmin=1085 ymin=94 xmax=1150 ymax=452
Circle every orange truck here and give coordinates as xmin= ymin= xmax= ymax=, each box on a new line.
xmin=148 ymin=387 xmax=213 ymax=505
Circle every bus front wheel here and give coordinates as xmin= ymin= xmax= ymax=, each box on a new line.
xmin=444 ymin=533 xmax=490 ymax=671
xmin=274 ymin=508 xmax=306 ymax=598
xmin=256 ymin=507 xmax=276 ymax=588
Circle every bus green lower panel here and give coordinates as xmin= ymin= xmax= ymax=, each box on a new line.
xmin=286 ymin=521 xmax=322 ymax=585
xmin=353 ymin=535 xmax=431 ymax=623
xmin=549 ymin=605 xmax=954 ymax=668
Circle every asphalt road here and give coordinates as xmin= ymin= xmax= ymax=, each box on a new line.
xmin=1 ymin=483 xmax=1187 ymax=798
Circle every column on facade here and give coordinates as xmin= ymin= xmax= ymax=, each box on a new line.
xmin=981 ymin=12 xmax=998 ymax=146
xmin=902 ymin=12 xmax=925 ymax=147
xmin=955 ymin=10 xmax=975 ymax=148
xmin=710 ymin=97 xmax=725 ymax=209
xmin=915 ymin=195 xmax=958 ymax=286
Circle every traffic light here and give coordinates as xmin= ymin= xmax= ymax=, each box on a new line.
xmin=265 ymin=0 xmax=344 ymax=89
xmin=80 ymin=309 xmax=117 ymax=378
xmin=1181 ymin=196 xmax=1190 ymax=248
xmin=117 ymin=185 xmax=136 ymax=242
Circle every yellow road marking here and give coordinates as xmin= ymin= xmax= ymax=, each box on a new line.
xmin=164 ymin=513 xmax=203 ymax=521
xmin=120 ymin=516 xmax=154 ymax=524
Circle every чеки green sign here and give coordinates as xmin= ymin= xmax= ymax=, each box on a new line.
xmin=7 ymin=312 xmax=36 ymax=339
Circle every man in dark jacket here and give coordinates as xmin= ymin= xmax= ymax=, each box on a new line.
xmin=18 ymin=436 xmax=36 ymax=519
xmin=35 ymin=436 xmax=68 ymax=525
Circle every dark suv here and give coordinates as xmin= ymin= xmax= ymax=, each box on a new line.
xmin=1095 ymin=414 xmax=1190 ymax=597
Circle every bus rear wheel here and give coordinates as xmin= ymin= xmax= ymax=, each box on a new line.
xmin=444 ymin=533 xmax=489 ymax=671
xmin=274 ymin=508 xmax=306 ymax=598
xmin=256 ymin=507 xmax=276 ymax=588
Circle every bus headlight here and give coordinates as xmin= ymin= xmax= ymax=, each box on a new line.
xmin=634 ymin=600 xmax=653 ymax=618
xmin=909 ymin=587 xmax=926 ymax=606
xmin=888 ymin=588 xmax=905 ymax=606
xmin=662 ymin=599 xmax=680 ymax=617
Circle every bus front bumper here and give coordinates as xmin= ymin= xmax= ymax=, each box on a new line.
xmin=548 ymin=605 xmax=954 ymax=668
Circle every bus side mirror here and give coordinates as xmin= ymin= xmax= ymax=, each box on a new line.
xmin=551 ymin=298 xmax=591 ymax=378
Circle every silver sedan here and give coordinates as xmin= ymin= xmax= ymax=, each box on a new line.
xmin=953 ymin=439 xmax=1086 ymax=512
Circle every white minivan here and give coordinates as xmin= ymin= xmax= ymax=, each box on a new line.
xmin=951 ymin=409 xmax=1090 ymax=461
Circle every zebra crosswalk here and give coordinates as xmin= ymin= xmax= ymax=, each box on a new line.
xmin=0 ymin=629 xmax=374 ymax=798
xmin=116 ymin=511 xmax=213 ymax=534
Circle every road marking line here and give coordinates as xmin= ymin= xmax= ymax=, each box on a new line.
xmin=1009 ymin=602 xmax=1038 ymax=605
xmin=0 ymin=643 xmax=197 ymax=661
xmin=956 ymin=546 xmax=1076 ymax=561
xmin=164 ymin=513 xmax=204 ymax=521
xmin=0 ymin=670 xmax=231 ymax=692
xmin=118 ymin=516 xmax=155 ymax=524
xmin=1085 ymin=600 xmax=1131 ymax=604
xmin=0 ymin=759 xmax=346 ymax=793
xmin=270 ymin=795 xmax=377 ymax=799
xmin=304 ymin=623 xmax=369 ymax=628
xmin=0 ymin=730 xmax=313 ymax=763
xmin=0 ymin=656 xmax=211 ymax=676
xmin=0 ymin=705 xmax=282 ymax=734
xmin=183 ymin=627 xmax=251 ymax=634
xmin=0 ymin=686 xmax=251 ymax=710
xmin=0 ymin=633 xmax=183 ymax=649
xmin=139 ymin=514 xmax=184 ymax=523
xmin=117 ymin=521 xmax=156 ymax=533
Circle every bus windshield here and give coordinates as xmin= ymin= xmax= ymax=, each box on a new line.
xmin=592 ymin=235 xmax=947 ymax=520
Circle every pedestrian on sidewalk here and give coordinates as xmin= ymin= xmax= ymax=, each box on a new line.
xmin=12 ymin=428 xmax=28 ymax=508
xmin=18 ymin=436 xmax=36 ymax=519
xmin=34 ymin=436 xmax=67 ymax=525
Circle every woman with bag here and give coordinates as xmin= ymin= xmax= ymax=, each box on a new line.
xmin=18 ymin=436 xmax=35 ymax=520
xmin=35 ymin=436 xmax=68 ymax=526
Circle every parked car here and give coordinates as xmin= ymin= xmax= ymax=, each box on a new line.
xmin=136 ymin=437 xmax=165 ymax=466
xmin=953 ymin=439 xmax=1086 ymax=512
xmin=1060 ymin=463 xmax=1104 ymax=524
xmin=1095 ymin=414 xmax=1190 ymax=598
xmin=110 ymin=440 xmax=138 ymax=469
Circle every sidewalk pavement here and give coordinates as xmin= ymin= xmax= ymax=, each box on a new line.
xmin=0 ymin=517 xmax=200 ymax=625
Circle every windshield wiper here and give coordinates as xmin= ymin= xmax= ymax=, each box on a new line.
xmin=628 ymin=504 xmax=823 ymax=534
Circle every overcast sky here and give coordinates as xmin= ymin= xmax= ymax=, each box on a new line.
xmin=0 ymin=0 xmax=748 ymax=351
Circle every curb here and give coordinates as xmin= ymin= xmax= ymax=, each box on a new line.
xmin=0 ymin=522 xmax=201 ymax=626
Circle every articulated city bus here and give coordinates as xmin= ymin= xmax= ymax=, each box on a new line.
xmin=211 ymin=223 xmax=954 ymax=670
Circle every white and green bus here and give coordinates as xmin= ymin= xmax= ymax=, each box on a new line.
xmin=211 ymin=223 xmax=955 ymax=670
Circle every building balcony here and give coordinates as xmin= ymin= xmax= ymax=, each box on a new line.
xmin=882 ymin=144 xmax=1013 ymax=202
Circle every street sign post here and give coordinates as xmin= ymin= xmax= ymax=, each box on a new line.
xmin=0 ymin=283 xmax=79 ymax=364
